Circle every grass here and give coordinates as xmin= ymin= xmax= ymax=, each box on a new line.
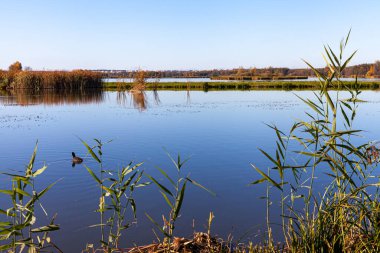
xmin=103 ymin=80 xmax=380 ymax=91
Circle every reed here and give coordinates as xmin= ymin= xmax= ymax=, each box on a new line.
xmin=80 ymin=139 xmax=150 ymax=252
xmin=251 ymin=31 xmax=380 ymax=252
xmin=0 ymin=142 xmax=61 ymax=252
xmin=0 ymin=70 xmax=102 ymax=90
xmin=145 ymin=152 xmax=215 ymax=247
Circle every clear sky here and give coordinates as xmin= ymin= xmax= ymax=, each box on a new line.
xmin=0 ymin=0 xmax=379 ymax=70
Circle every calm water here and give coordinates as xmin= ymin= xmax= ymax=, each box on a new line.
xmin=1 ymin=89 xmax=380 ymax=251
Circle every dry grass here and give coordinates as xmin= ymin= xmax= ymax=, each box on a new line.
xmin=83 ymin=233 xmax=286 ymax=253
xmin=0 ymin=70 xmax=102 ymax=90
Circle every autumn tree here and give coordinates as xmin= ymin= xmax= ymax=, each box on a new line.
xmin=8 ymin=61 xmax=22 ymax=72
xmin=236 ymin=67 xmax=245 ymax=76
xmin=366 ymin=65 xmax=375 ymax=77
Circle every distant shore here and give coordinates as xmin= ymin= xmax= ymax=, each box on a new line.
xmin=103 ymin=80 xmax=380 ymax=91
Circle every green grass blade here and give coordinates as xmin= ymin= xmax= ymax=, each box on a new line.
xmin=251 ymin=164 xmax=282 ymax=191
xmin=80 ymin=138 xmax=101 ymax=163
xmin=85 ymin=165 xmax=102 ymax=185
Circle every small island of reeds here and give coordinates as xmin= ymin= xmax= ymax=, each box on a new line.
xmin=0 ymin=63 xmax=102 ymax=90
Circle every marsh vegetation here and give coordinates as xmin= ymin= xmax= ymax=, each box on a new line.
xmin=0 ymin=68 xmax=102 ymax=91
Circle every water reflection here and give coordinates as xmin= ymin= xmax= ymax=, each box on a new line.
xmin=153 ymin=90 xmax=161 ymax=105
xmin=0 ymin=89 xmax=104 ymax=106
xmin=116 ymin=90 xmax=148 ymax=111
xmin=186 ymin=86 xmax=191 ymax=105
xmin=0 ymin=88 xmax=194 ymax=112
xmin=131 ymin=90 xmax=147 ymax=111
xmin=116 ymin=90 xmax=129 ymax=107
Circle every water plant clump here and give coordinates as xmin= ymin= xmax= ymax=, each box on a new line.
xmin=0 ymin=69 xmax=102 ymax=90
xmin=251 ymin=31 xmax=380 ymax=252
xmin=144 ymin=152 xmax=215 ymax=247
xmin=80 ymin=139 xmax=150 ymax=252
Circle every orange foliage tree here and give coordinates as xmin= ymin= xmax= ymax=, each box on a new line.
xmin=366 ymin=65 xmax=375 ymax=77
xmin=8 ymin=61 xmax=22 ymax=72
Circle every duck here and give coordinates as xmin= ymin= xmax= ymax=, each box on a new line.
xmin=72 ymin=152 xmax=83 ymax=164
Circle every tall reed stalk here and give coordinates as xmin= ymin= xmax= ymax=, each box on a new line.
xmin=0 ymin=142 xmax=61 ymax=252
xmin=251 ymin=31 xmax=380 ymax=252
xmin=81 ymin=139 xmax=149 ymax=252
xmin=145 ymin=152 xmax=215 ymax=247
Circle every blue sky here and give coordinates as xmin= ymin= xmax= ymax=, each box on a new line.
xmin=0 ymin=0 xmax=379 ymax=70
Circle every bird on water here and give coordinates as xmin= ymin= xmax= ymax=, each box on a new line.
xmin=72 ymin=152 xmax=83 ymax=167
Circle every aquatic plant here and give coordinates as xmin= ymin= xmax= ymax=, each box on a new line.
xmin=132 ymin=69 xmax=147 ymax=91
xmin=145 ymin=152 xmax=215 ymax=246
xmin=81 ymin=139 xmax=149 ymax=252
xmin=251 ymin=31 xmax=380 ymax=252
xmin=0 ymin=143 xmax=61 ymax=252
xmin=1 ymin=70 xmax=102 ymax=90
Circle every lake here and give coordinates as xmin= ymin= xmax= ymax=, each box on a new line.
xmin=1 ymin=89 xmax=379 ymax=252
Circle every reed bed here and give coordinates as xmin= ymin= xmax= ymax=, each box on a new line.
xmin=0 ymin=70 xmax=102 ymax=90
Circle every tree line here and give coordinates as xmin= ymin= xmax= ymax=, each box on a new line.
xmin=3 ymin=61 xmax=380 ymax=79
xmin=95 ymin=61 xmax=380 ymax=79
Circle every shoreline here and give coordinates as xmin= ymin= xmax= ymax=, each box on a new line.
xmin=102 ymin=80 xmax=380 ymax=91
